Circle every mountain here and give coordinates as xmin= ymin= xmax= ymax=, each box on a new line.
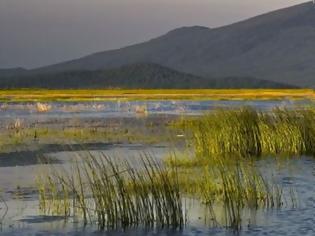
xmin=30 ymin=2 xmax=315 ymax=87
xmin=0 ymin=64 xmax=295 ymax=89
xmin=0 ymin=68 xmax=27 ymax=77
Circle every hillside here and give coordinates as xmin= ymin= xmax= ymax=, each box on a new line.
xmin=0 ymin=64 xmax=295 ymax=89
xmin=31 ymin=2 xmax=315 ymax=87
xmin=0 ymin=68 xmax=28 ymax=77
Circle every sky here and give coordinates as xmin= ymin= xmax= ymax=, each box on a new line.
xmin=0 ymin=0 xmax=306 ymax=69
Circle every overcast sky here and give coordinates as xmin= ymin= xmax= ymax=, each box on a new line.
xmin=0 ymin=0 xmax=306 ymax=69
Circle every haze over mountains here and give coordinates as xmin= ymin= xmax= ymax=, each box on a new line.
xmin=0 ymin=64 xmax=295 ymax=89
xmin=1 ymin=2 xmax=314 ymax=88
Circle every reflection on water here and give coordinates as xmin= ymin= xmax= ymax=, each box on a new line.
xmin=0 ymin=99 xmax=315 ymax=235
xmin=0 ymin=100 xmax=309 ymax=120
xmin=1 ymin=151 xmax=315 ymax=235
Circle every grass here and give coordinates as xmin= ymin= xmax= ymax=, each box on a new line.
xmin=0 ymin=123 xmax=173 ymax=153
xmin=0 ymin=89 xmax=313 ymax=102
xmin=2 ymin=98 xmax=306 ymax=231
xmin=0 ymin=193 xmax=8 ymax=229
xmin=36 ymin=154 xmax=185 ymax=230
xmin=165 ymin=151 xmax=297 ymax=231
xmin=36 ymin=152 xmax=287 ymax=231
xmin=180 ymin=106 xmax=315 ymax=158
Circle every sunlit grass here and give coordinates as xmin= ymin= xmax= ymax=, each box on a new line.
xmin=0 ymin=124 xmax=172 ymax=153
xmin=180 ymin=106 xmax=315 ymax=158
xmin=0 ymin=89 xmax=313 ymax=102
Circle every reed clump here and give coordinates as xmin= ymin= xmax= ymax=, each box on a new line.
xmin=37 ymin=152 xmax=288 ymax=231
xmin=200 ymin=160 xmax=283 ymax=208
xmin=201 ymin=158 xmax=283 ymax=230
xmin=36 ymin=102 xmax=52 ymax=113
xmin=36 ymin=153 xmax=184 ymax=230
xmin=165 ymin=154 xmax=286 ymax=230
xmin=185 ymin=106 xmax=315 ymax=158
xmin=259 ymin=108 xmax=315 ymax=155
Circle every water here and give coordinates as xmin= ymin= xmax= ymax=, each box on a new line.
xmin=0 ymin=99 xmax=315 ymax=235
xmin=0 ymin=99 xmax=309 ymax=120
xmin=1 ymin=156 xmax=315 ymax=235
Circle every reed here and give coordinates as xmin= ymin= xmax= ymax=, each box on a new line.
xmin=184 ymin=106 xmax=315 ymax=158
xmin=37 ymin=153 xmax=184 ymax=230
xmin=259 ymin=108 xmax=315 ymax=155
xmin=0 ymin=193 xmax=8 ymax=228
xmin=202 ymin=158 xmax=284 ymax=230
xmin=37 ymin=151 xmax=289 ymax=232
xmin=166 ymin=154 xmax=286 ymax=230
xmin=36 ymin=102 xmax=52 ymax=113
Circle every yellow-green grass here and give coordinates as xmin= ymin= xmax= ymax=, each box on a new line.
xmin=179 ymin=106 xmax=315 ymax=158
xmin=0 ymin=89 xmax=313 ymax=102
xmin=37 ymin=153 xmax=287 ymax=230
xmin=0 ymin=126 xmax=173 ymax=153
xmin=37 ymin=154 xmax=185 ymax=230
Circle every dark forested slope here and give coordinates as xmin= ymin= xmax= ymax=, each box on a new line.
xmin=0 ymin=64 xmax=296 ymax=89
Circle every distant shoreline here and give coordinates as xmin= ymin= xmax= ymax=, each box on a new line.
xmin=0 ymin=89 xmax=313 ymax=102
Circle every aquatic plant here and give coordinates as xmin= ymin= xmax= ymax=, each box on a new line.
xmin=202 ymin=158 xmax=284 ymax=230
xmin=259 ymin=108 xmax=315 ymax=156
xmin=37 ymin=151 xmax=289 ymax=231
xmin=165 ymin=153 xmax=286 ymax=230
xmin=36 ymin=102 xmax=52 ymax=113
xmin=134 ymin=105 xmax=148 ymax=115
xmin=0 ymin=193 xmax=8 ymax=228
xmin=184 ymin=106 xmax=315 ymax=158
xmin=37 ymin=153 xmax=185 ymax=230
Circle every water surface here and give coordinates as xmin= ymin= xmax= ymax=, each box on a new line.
xmin=0 ymin=99 xmax=314 ymax=235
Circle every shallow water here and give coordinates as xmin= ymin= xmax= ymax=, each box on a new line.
xmin=1 ymin=99 xmax=315 ymax=235
xmin=1 ymin=150 xmax=315 ymax=235
xmin=0 ymin=99 xmax=309 ymax=121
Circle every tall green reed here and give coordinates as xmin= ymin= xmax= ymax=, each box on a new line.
xmin=184 ymin=106 xmax=315 ymax=158
xmin=164 ymin=149 xmax=289 ymax=231
xmin=37 ymin=151 xmax=289 ymax=231
xmin=36 ymin=153 xmax=184 ymax=230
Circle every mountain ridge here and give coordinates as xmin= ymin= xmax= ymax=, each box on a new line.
xmin=1 ymin=2 xmax=314 ymax=88
xmin=0 ymin=63 xmax=296 ymax=89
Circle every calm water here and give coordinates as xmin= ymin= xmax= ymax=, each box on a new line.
xmin=0 ymin=99 xmax=314 ymax=235
xmin=1 ymin=154 xmax=315 ymax=236
xmin=0 ymin=99 xmax=310 ymax=120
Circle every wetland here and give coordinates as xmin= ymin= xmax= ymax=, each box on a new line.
xmin=0 ymin=95 xmax=315 ymax=235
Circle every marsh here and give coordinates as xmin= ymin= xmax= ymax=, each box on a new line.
xmin=0 ymin=98 xmax=314 ymax=235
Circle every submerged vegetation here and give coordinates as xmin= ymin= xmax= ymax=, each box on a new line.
xmin=166 ymin=153 xmax=292 ymax=229
xmin=2 ymin=102 xmax=311 ymax=232
xmin=180 ymin=107 xmax=315 ymax=158
xmin=0 ymin=118 xmax=173 ymax=153
xmin=36 ymin=152 xmax=289 ymax=231
xmin=37 ymin=154 xmax=185 ymax=230
xmin=0 ymin=193 xmax=8 ymax=228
